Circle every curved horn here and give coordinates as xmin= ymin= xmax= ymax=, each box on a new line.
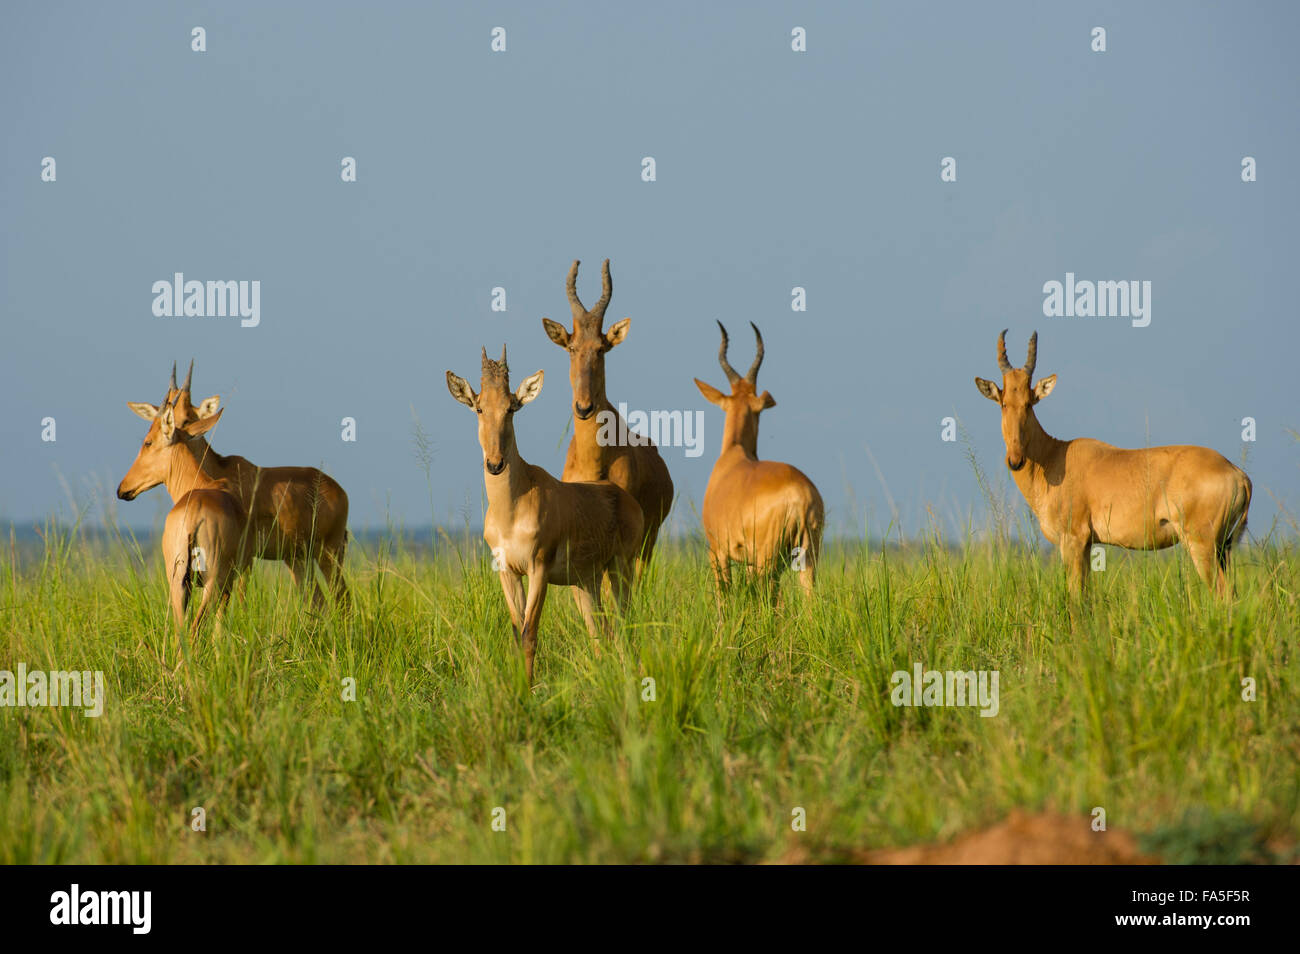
xmin=996 ymin=329 xmax=1014 ymax=374
xmin=716 ymin=321 xmax=740 ymax=385
xmin=746 ymin=322 xmax=765 ymax=384
xmin=169 ymin=361 xmax=178 ymax=390
xmin=1024 ymin=331 xmax=1037 ymax=377
xmin=590 ymin=259 xmax=612 ymax=322
xmin=181 ymin=359 xmax=194 ymax=393
xmin=566 ymin=260 xmax=585 ymax=317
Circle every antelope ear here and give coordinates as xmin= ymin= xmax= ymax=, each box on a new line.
xmin=446 ymin=371 xmax=477 ymax=409
xmin=194 ymin=394 xmax=221 ymax=419
xmin=604 ymin=317 xmax=631 ymax=349
xmin=1033 ymin=374 xmax=1057 ymax=403
xmin=185 ymin=407 xmax=224 ymax=437
xmin=128 ymin=402 xmax=160 ymax=421
xmin=759 ymin=391 xmax=776 ymax=410
xmin=974 ymin=377 xmax=1002 ymax=403
xmin=158 ymin=404 xmax=178 ymax=442
xmin=541 ymin=318 xmax=570 ymax=348
xmin=694 ymin=378 xmax=726 ymax=407
xmin=515 ymin=370 xmax=544 ymax=407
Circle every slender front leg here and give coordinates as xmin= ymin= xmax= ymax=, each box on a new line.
xmin=608 ymin=554 xmax=634 ymax=613
xmin=1185 ymin=539 xmax=1221 ymax=594
xmin=499 ymin=570 xmax=525 ymax=641
xmin=571 ymin=583 xmax=604 ymax=652
xmin=319 ymin=533 xmax=351 ymax=609
xmin=288 ymin=555 xmax=326 ymax=608
xmin=520 ymin=564 xmax=549 ymax=684
xmin=1061 ymin=533 xmax=1090 ymax=595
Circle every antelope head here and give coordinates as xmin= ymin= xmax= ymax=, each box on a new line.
xmin=118 ymin=375 xmax=225 ymax=500
xmin=694 ymin=321 xmax=775 ymax=454
xmin=168 ymin=359 xmax=221 ymax=425
xmin=974 ymin=330 xmax=1057 ymax=471
xmin=446 ymin=346 xmax=544 ymax=476
xmin=540 ymin=259 xmax=630 ymax=421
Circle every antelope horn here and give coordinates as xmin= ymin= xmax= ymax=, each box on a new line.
xmin=716 ymin=321 xmax=741 ymax=385
xmin=746 ymin=322 xmax=765 ymax=384
xmin=500 ymin=343 xmax=508 ymax=369
xmin=481 ymin=346 xmax=491 ymax=374
xmin=1024 ymin=331 xmax=1038 ymax=376
xmin=161 ymin=362 xmax=176 ymax=407
xmin=996 ymin=329 xmax=1014 ymax=374
xmin=182 ymin=359 xmax=194 ymax=393
xmin=590 ymin=259 xmax=612 ymax=322
xmin=566 ymin=260 xmax=585 ymax=317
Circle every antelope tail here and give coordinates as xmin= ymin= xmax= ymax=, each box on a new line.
xmin=1222 ymin=471 xmax=1252 ymax=552
xmin=187 ymin=517 xmax=207 ymax=580
xmin=789 ymin=501 xmax=822 ymax=571
xmin=169 ymin=517 xmax=207 ymax=621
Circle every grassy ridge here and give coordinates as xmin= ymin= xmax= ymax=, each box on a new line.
xmin=1 ymin=528 xmax=1297 ymax=863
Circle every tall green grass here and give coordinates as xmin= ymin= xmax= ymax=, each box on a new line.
xmin=1 ymin=525 xmax=1296 ymax=863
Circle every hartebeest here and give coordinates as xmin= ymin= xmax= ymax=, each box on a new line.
xmin=121 ymin=361 xmax=350 ymax=606
xmin=446 ymin=347 xmax=643 ymax=683
xmin=974 ymin=330 xmax=1252 ymax=594
xmin=694 ymin=322 xmax=824 ymax=600
xmin=541 ymin=260 xmax=674 ymax=576
xmin=117 ymin=393 xmax=251 ymax=631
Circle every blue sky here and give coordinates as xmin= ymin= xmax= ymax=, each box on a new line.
xmin=2 ymin=1 xmax=1296 ymax=540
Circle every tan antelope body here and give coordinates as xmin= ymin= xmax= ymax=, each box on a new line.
xmin=975 ymin=331 xmax=1252 ymax=594
xmin=120 ymin=362 xmax=350 ymax=605
xmin=695 ymin=323 xmax=824 ymax=600
xmin=542 ymin=260 xmax=674 ymax=576
xmin=116 ymin=391 xmax=251 ymax=631
xmin=447 ymin=347 xmax=644 ymax=683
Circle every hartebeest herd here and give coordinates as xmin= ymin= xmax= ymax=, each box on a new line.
xmin=117 ymin=262 xmax=1253 ymax=681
